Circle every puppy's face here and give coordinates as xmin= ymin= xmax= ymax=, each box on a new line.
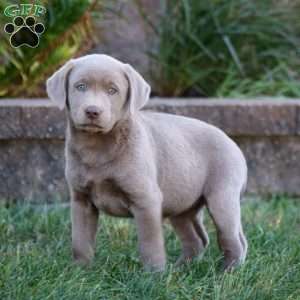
xmin=68 ymin=61 xmax=128 ymax=133
xmin=47 ymin=54 xmax=151 ymax=134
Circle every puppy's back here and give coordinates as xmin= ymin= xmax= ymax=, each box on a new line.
xmin=140 ymin=111 xmax=247 ymax=196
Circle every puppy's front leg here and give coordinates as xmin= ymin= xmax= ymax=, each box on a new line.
xmin=71 ymin=189 xmax=99 ymax=266
xmin=132 ymin=203 xmax=166 ymax=272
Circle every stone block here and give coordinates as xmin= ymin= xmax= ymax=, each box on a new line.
xmin=0 ymin=139 xmax=67 ymax=202
xmin=0 ymin=98 xmax=299 ymax=201
xmin=148 ymin=98 xmax=300 ymax=136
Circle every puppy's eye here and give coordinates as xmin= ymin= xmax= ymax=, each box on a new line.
xmin=75 ymin=83 xmax=87 ymax=92
xmin=108 ymin=87 xmax=118 ymax=95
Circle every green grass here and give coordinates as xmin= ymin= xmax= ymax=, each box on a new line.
xmin=1 ymin=198 xmax=300 ymax=299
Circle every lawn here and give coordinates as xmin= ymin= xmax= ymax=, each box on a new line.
xmin=1 ymin=198 xmax=299 ymax=300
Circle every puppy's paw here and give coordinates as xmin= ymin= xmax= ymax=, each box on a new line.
xmin=142 ymin=257 xmax=166 ymax=272
xmin=222 ymin=256 xmax=245 ymax=272
xmin=73 ymin=257 xmax=92 ymax=267
xmin=143 ymin=263 xmax=166 ymax=273
xmin=175 ymin=243 xmax=206 ymax=267
xmin=174 ymin=255 xmax=194 ymax=267
xmin=141 ymin=251 xmax=166 ymax=272
xmin=72 ymin=248 xmax=93 ymax=267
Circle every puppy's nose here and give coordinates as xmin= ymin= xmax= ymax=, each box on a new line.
xmin=85 ymin=106 xmax=102 ymax=120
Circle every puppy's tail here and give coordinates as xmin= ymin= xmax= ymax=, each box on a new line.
xmin=240 ymin=173 xmax=248 ymax=202
xmin=193 ymin=213 xmax=209 ymax=248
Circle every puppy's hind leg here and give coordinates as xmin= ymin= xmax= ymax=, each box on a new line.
xmin=206 ymin=189 xmax=246 ymax=270
xmin=170 ymin=209 xmax=208 ymax=266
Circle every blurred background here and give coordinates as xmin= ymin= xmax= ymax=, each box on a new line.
xmin=0 ymin=0 xmax=299 ymax=201
xmin=1 ymin=0 xmax=300 ymax=98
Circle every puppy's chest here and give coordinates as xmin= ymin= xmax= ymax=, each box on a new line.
xmin=92 ymin=178 xmax=132 ymax=217
xmin=68 ymin=157 xmax=132 ymax=217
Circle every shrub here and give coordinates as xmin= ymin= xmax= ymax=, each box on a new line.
xmin=0 ymin=0 xmax=99 ymax=97
xmin=137 ymin=0 xmax=300 ymax=97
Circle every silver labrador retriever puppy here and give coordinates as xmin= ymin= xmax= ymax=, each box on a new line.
xmin=47 ymin=54 xmax=248 ymax=271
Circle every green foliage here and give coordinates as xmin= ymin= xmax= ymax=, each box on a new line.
xmin=0 ymin=0 xmax=98 ymax=97
xmin=138 ymin=0 xmax=300 ymax=97
xmin=216 ymin=63 xmax=300 ymax=98
xmin=0 ymin=197 xmax=300 ymax=299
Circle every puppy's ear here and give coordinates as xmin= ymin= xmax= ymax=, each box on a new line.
xmin=124 ymin=64 xmax=151 ymax=114
xmin=46 ymin=60 xmax=74 ymax=110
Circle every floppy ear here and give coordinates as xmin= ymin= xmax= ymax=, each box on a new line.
xmin=46 ymin=60 xmax=74 ymax=110
xmin=123 ymin=63 xmax=151 ymax=114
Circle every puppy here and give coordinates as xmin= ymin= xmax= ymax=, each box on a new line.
xmin=47 ymin=54 xmax=248 ymax=271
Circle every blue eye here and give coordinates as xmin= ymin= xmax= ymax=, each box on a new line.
xmin=75 ymin=83 xmax=87 ymax=92
xmin=108 ymin=87 xmax=118 ymax=95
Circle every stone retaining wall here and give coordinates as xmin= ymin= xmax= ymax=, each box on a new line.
xmin=1 ymin=98 xmax=299 ymax=202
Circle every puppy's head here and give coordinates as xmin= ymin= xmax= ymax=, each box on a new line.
xmin=46 ymin=54 xmax=150 ymax=133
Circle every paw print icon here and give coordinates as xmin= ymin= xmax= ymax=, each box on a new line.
xmin=4 ymin=16 xmax=45 ymax=48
